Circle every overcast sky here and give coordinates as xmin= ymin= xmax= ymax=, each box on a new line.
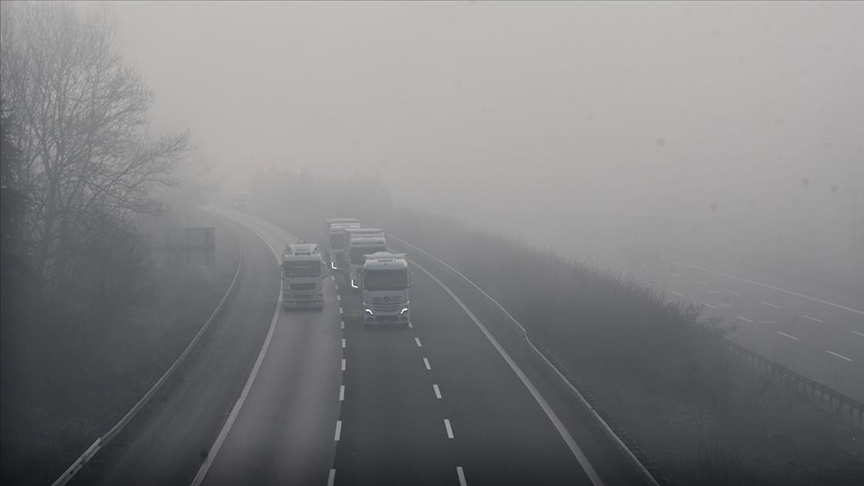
xmin=91 ymin=1 xmax=863 ymax=274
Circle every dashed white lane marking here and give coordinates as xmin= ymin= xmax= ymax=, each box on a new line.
xmin=715 ymin=303 xmax=734 ymax=308
xmin=341 ymin=359 xmax=346 ymax=371
xmin=457 ymin=466 xmax=467 ymax=486
xmin=700 ymin=302 xmax=716 ymax=309
xmin=415 ymin=337 xmax=423 ymax=347
xmin=327 ymin=468 xmax=336 ymax=486
xmin=727 ymin=291 xmax=741 ymax=297
xmin=761 ymin=301 xmax=780 ymax=309
xmin=802 ymin=315 xmax=824 ymax=324
xmin=423 ymin=358 xmax=431 ymax=370
xmin=339 ymin=306 xmax=343 ymax=314
xmin=759 ymin=321 xmax=778 ymax=324
xmin=444 ymin=419 xmax=454 ymax=439
xmin=853 ymin=331 xmax=864 ymax=338
xmin=339 ymin=385 xmax=345 ymax=401
xmin=340 ymin=320 xmax=344 ymax=330
xmin=334 ymin=421 xmax=342 ymax=441
xmin=777 ymin=331 xmax=799 ymax=341
xmin=707 ymin=290 xmax=723 ymax=294
xmin=669 ymin=260 xmax=864 ymax=315
xmin=826 ymin=350 xmax=853 ymax=362
xmin=342 ymin=338 xmax=346 ymax=349
xmin=669 ymin=291 xmax=684 ymax=298
xmin=433 ymin=384 xmax=442 ymax=399
xmin=408 ymin=321 xmax=413 ymax=328
xmin=336 ymin=294 xmax=341 ymax=302
xmin=694 ymin=280 xmax=709 ymax=286
xmin=736 ymin=316 xmax=754 ymax=323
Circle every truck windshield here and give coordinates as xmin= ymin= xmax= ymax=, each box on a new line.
xmin=283 ymin=260 xmax=321 ymax=277
xmin=349 ymin=245 xmax=387 ymax=264
xmin=363 ymin=270 xmax=408 ymax=291
xmin=329 ymin=233 xmax=343 ymax=249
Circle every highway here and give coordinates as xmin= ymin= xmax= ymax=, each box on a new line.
xmin=634 ymin=259 xmax=864 ymax=402
xmin=71 ymin=209 xmax=649 ymax=486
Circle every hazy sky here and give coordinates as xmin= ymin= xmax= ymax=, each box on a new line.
xmin=89 ymin=1 xmax=863 ymax=272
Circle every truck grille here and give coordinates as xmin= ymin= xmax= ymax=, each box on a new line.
xmin=290 ymin=283 xmax=316 ymax=291
xmin=371 ymin=296 xmax=405 ymax=313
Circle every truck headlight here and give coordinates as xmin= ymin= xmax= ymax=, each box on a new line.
xmin=364 ymin=308 xmax=374 ymax=316
xmin=400 ymin=307 xmax=409 ymax=315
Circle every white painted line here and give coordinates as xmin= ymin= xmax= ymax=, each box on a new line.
xmin=191 ymin=224 xmax=284 ymax=486
xmin=433 ymin=384 xmax=442 ymax=399
xmin=802 ymin=315 xmax=824 ymax=324
xmin=853 ymin=331 xmax=864 ymax=338
xmin=415 ymin=337 xmax=423 ymax=347
xmin=760 ymin=301 xmax=780 ymax=309
xmin=339 ymin=306 xmax=343 ymax=314
xmin=444 ymin=419 xmax=454 ymax=439
xmin=715 ymin=303 xmax=734 ymax=308
xmin=409 ymin=259 xmax=605 ymax=486
xmin=694 ymin=280 xmax=709 ymax=286
xmin=336 ymin=294 xmax=341 ymax=302
xmin=457 ymin=466 xmax=467 ymax=486
xmin=669 ymin=260 xmax=864 ymax=315
xmin=736 ymin=316 xmax=754 ymax=323
xmin=341 ymin=359 xmax=346 ymax=371
xmin=339 ymin=385 xmax=345 ymax=401
xmin=334 ymin=421 xmax=342 ymax=441
xmin=423 ymin=358 xmax=431 ymax=370
xmin=340 ymin=320 xmax=344 ymax=330
xmin=777 ymin=331 xmax=799 ymax=341
xmin=669 ymin=291 xmax=684 ymax=298
xmin=699 ymin=302 xmax=716 ymax=309
xmin=758 ymin=321 xmax=778 ymax=324
xmin=327 ymin=468 xmax=336 ymax=486
xmin=342 ymin=338 xmax=346 ymax=349
xmin=826 ymin=350 xmax=853 ymax=362
xmin=727 ymin=291 xmax=741 ymax=297
xmin=408 ymin=321 xmax=413 ymax=328
xmin=707 ymin=290 xmax=722 ymax=294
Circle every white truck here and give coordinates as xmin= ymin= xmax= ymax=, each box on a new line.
xmin=281 ymin=243 xmax=326 ymax=310
xmin=324 ymin=218 xmax=360 ymax=270
xmin=359 ymin=252 xmax=411 ymax=327
xmin=342 ymin=227 xmax=387 ymax=291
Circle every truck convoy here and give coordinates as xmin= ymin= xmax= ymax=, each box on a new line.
xmin=325 ymin=218 xmax=361 ymax=270
xmin=342 ymin=227 xmax=387 ymax=291
xmin=359 ymin=252 xmax=411 ymax=327
xmin=281 ymin=243 xmax=326 ymax=310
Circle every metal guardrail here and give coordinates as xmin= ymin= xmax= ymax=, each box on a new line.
xmin=51 ymin=241 xmax=243 ymax=486
xmin=724 ymin=338 xmax=864 ymax=428
xmin=387 ymin=234 xmax=668 ymax=486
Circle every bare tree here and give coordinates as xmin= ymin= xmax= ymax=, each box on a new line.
xmin=0 ymin=2 xmax=189 ymax=296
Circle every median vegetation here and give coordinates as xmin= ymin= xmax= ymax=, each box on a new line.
xmin=252 ymin=170 xmax=864 ymax=486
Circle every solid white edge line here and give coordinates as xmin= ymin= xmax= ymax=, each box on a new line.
xmin=826 ymin=350 xmax=853 ymax=362
xmin=802 ymin=315 xmax=824 ymax=324
xmin=415 ymin=337 xmax=423 ymax=347
xmin=776 ymin=331 xmax=799 ymax=341
xmin=339 ymin=385 xmax=345 ymax=401
xmin=444 ymin=419 xmax=454 ymax=439
xmin=423 ymin=358 xmax=431 ymax=370
xmin=191 ymin=219 xmax=284 ymax=486
xmin=411 ymin=260 xmax=604 ymax=486
xmin=327 ymin=468 xmax=336 ymax=486
xmin=334 ymin=420 xmax=342 ymax=441
xmin=456 ymin=466 xmax=468 ymax=486
xmin=668 ymin=260 xmax=864 ymax=315
xmin=433 ymin=384 xmax=442 ymax=399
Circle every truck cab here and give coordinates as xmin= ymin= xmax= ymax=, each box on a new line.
xmin=281 ymin=243 xmax=326 ymax=310
xmin=360 ymin=252 xmax=411 ymax=327
xmin=343 ymin=228 xmax=387 ymax=291
xmin=325 ymin=218 xmax=360 ymax=270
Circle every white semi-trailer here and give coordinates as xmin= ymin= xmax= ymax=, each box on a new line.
xmin=360 ymin=252 xmax=411 ymax=327
xmin=325 ymin=218 xmax=360 ymax=270
xmin=342 ymin=227 xmax=387 ymax=291
xmin=281 ymin=243 xmax=326 ymax=310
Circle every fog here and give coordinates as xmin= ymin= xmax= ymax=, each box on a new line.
xmin=104 ymin=1 xmax=863 ymax=288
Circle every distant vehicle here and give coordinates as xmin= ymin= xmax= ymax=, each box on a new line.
xmin=342 ymin=227 xmax=387 ymax=291
xmin=360 ymin=252 xmax=411 ymax=327
xmin=325 ymin=218 xmax=361 ymax=271
xmin=281 ymin=243 xmax=326 ymax=310
xmin=233 ymin=193 xmax=249 ymax=211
